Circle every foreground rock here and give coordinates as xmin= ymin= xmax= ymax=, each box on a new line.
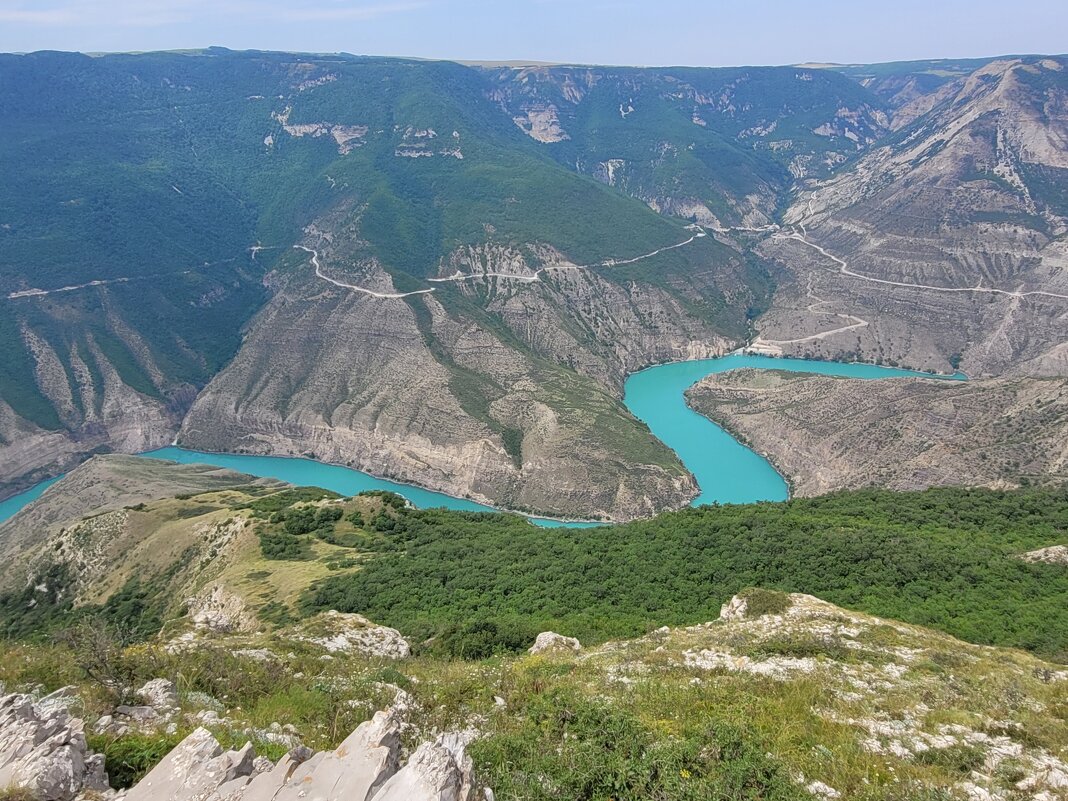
xmin=120 ymin=729 xmax=255 ymax=801
xmin=0 ymin=690 xmax=475 ymax=801
xmin=0 ymin=694 xmax=108 ymax=801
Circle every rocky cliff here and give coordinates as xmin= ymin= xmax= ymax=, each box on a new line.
xmin=687 ymin=368 xmax=1068 ymax=496
xmin=757 ymin=57 xmax=1068 ymax=378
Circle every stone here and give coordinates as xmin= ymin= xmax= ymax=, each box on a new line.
xmin=137 ymin=679 xmax=178 ymax=709
xmin=240 ymin=709 xmax=401 ymax=801
xmin=35 ymin=687 xmax=81 ymax=718
xmin=528 ymin=631 xmax=581 ymax=655
xmin=120 ymin=728 xmax=255 ymax=801
xmin=437 ymin=730 xmax=478 ymax=801
xmin=719 ymin=594 xmax=749 ymax=622
xmin=0 ymin=693 xmax=109 ymax=801
xmin=112 ymin=705 xmax=159 ymax=728
xmin=294 ymin=612 xmax=411 ymax=659
xmin=373 ymin=741 xmax=462 ymax=801
xmin=189 ymin=584 xmax=255 ymax=633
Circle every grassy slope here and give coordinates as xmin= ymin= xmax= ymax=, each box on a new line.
xmin=2 ymin=590 xmax=1067 ymax=800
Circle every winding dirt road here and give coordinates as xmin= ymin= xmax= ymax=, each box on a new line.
xmin=777 ymin=230 xmax=1068 ymax=302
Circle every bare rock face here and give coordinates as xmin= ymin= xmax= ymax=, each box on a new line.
xmin=687 ymin=370 xmax=1068 ymax=496
xmin=248 ymin=709 xmax=402 ymax=801
xmin=760 ymin=56 xmax=1068 ymax=378
xmin=528 ymin=632 xmax=582 ymax=655
xmin=293 ymin=612 xmax=412 ymax=659
xmin=178 ymin=215 xmax=711 ymax=523
xmin=189 ymin=584 xmax=256 ymax=634
xmin=0 ymin=683 xmax=479 ymax=801
xmin=0 ymin=693 xmax=108 ymax=801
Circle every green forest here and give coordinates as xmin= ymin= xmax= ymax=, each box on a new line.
xmin=300 ymin=486 xmax=1068 ymax=661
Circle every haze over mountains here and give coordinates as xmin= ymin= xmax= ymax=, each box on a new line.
xmin=1 ymin=48 xmax=1066 ymax=517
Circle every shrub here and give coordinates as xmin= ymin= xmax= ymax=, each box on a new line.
xmin=425 ymin=619 xmax=536 ymax=660
xmin=737 ymin=588 xmax=792 ymax=618
xmin=471 ymin=689 xmax=804 ymax=800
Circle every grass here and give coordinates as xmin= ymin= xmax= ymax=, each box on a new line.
xmin=4 ymin=578 xmax=1068 ymax=800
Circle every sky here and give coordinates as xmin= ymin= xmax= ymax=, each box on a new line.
xmin=0 ymin=0 xmax=1065 ymax=66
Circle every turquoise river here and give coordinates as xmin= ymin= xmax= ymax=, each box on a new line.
xmin=0 ymin=355 xmax=961 ymax=527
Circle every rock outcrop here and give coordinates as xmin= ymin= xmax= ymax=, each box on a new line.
xmin=0 ymin=693 xmax=108 ymax=801
xmin=0 ymin=693 xmax=478 ymax=801
xmin=759 ymin=56 xmax=1068 ymax=377
xmin=1020 ymin=545 xmax=1068 ymax=566
xmin=293 ymin=612 xmax=412 ymax=659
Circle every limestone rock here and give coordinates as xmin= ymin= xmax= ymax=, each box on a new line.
xmin=295 ymin=611 xmax=411 ymax=659
xmin=373 ymin=741 xmax=462 ymax=801
xmin=189 ymin=584 xmax=255 ymax=633
xmin=719 ymin=594 xmax=749 ymax=622
xmin=245 ymin=709 xmax=401 ymax=800
xmin=34 ymin=687 xmax=80 ymax=719
xmin=120 ymin=728 xmax=255 ymax=801
xmin=137 ymin=679 xmax=178 ymax=710
xmin=1020 ymin=545 xmax=1068 ymax=566
xmin=528 ymin=631 xmax=581 ymax=655
xmin=0 ymin=693 xmax=108 ymax=801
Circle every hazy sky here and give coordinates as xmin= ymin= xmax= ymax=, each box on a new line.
xmin=1 ymin=0 xmax=1065 ymax=66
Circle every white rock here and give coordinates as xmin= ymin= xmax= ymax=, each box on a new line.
xmin=528 ymin=632 xmax=581 ymax=655
xmin=121 ymin=728 xmax=255 ymax=801
xmin=296 ymin=612 xmax=411 ymax=659
xmin=719 ymin=594 xmax=749 ymax=622
xmin=189 ymin=584 xmax=254 ymax=633
xmin=0 ymin=693 xmax=109 ymax=801
xmin=807 ymin=779 xmax=841 ymax=799
xmin=373 ymin=741 xmax=462 ymax=801
xmin=138 ymin=679 xmax=178 ymax=709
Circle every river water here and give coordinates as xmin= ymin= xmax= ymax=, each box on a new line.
xmin=0 ymin=356 xmax=960 ymax=526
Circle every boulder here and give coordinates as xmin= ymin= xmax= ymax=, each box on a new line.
xmin=137 ymin=679 xmax=178 ymax=709
xmin=242 ymin=709 xmax=401 ymax=801
xmin=719 ymin=594 xmax=749 ymax=622
xmin=528 ymin=632 xmax=581 ymax=655
xmin=0 ymin=693 xmax=108 ymax=801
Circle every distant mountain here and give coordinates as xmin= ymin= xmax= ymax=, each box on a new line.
xmin=2 ymin=49 xmax=1066 ymax=517
xmin=485 ymin=63 xmax=888 ymax=226
xmin=759 ymin=56 xmax=1068 ymax=377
